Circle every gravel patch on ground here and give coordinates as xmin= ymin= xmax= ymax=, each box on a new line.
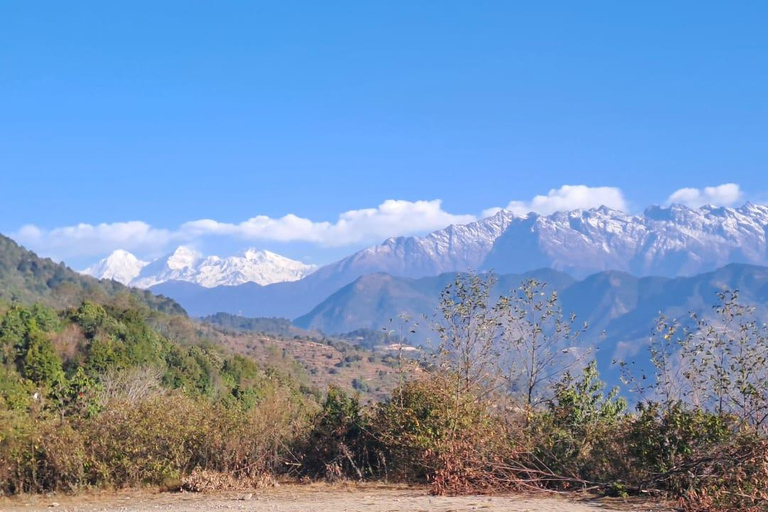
xmin=0 ymin=484 xmax=672 ymax=512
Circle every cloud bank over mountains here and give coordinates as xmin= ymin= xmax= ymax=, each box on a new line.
xmin=14 ymin=200 xmax=475 ymax=261
xmin=15 ymin=221 xmax=172 ymax=263
xmin=666 ymin=183 xmax=743 ymax=209
xmin=482 ymin=185 xmax=628 ymax=218
xmin=179 ymin=199 xmax=475 ymax=246
xmin=13 ymin=183 xmax=754 ymax=264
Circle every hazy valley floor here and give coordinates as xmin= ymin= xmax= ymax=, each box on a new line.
xmin=0 ymin=484 xmax=671 ymax=512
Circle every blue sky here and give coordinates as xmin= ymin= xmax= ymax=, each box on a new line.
xmin=1 ymin=2 xmax=767 ymax=267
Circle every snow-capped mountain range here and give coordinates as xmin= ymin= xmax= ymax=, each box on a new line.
xmin=306 ymin=209 xmax=516 ymax=284
xmin=83 ymin=202 xmax=768 ymax=318
xmin=147 ymin=203 xmax=768 ymax=319
xmin=483 ymin=203 xmax=768 ymax=277
xmin=83 ymin=246 xmax=317 ymax=288
xmin=309 ymin=202 xmax=768 ymax=285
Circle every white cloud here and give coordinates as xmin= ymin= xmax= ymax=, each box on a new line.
xmin=666 ymin=183 xmax=742 ymax=208
xmin=484 ymin=185 xmax=628 ymax=217
xmin=13 ymin=221 xmax=173 ymax=261
xmin=180 ymin=199 xmax=476 ymax=246
xmin=13 ymin=200 xmax=477 ymax=261
xmin=480 ymin=207 xmax=504 ymax=218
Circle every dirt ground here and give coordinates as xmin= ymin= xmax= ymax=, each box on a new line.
xmin=0 ymin=483 xmax=672 ymax=512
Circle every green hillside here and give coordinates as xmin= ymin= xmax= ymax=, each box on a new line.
xmin=0 ymin=234 xmax=183 ymax=315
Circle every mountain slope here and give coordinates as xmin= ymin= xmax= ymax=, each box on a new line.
xmin=312 ymin=209 xmax=516 ymax=281
xmin=0 ymin=234 xmax=184 ymax=315
xmin=293 ymin=263 xmax=768 ymax=389
xmin=294 ymin=268 xmax=576 ymax=336
xmin=294 ymin=263 xmax=768 ymax=355
xmin=484 ymin=203 xmax=768 ymax=277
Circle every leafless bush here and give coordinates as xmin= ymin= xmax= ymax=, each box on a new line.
xmin=97 ymin=366 xmax=165 ymax=406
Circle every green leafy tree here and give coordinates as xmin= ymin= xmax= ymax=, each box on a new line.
xmin=50 ymin=367 xmax=102 ymax=418
xmin=0 ymin=304 xmax=60 ymax=365
xmin=71 ymin=301 xmax=112 ymax=339
xmin=550 ymin=360 xmax=626 ymax=431
xmin=21 ymin=320 xmax=64 ymax=387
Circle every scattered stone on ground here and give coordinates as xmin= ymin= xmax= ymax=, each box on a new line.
xmin=0 ymin=484 xmax=673 ymax=512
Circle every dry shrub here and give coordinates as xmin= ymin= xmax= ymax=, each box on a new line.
xmin=206 ymin=384 xmax=309 ymax=478
xmin=373 ymin=376 xmax=463 ymax=481
xmin=0 ymin=412 xmax=88 ymax=494
xmin=373 ymin=375 xmax=526 ymax=493
xmin=84 ymin=394 xmax=217 ymax=485
xmin=86 ymin=387 xmax=307 ymax=486
xmin=300 ymin=386 xmax=380 ymax=481
xmin=50 ymin=324 xmax=86 ymax=364
xmin=428 ymin=421 xmax=601 ymax=496
xmin=1 ymin=384 xmax=309 ymax=494
xmin=30 ymin=421 xmax=88 ymax=491
xmin=180 ymin=468 xmax=277 ymax=492
xmin=0 ymin=411 xmax=36 ymax=495
xmin=521 ymin=413 xmax=635 ymax=493
xmin=678 ymin=437 xmax=768 ymax=511
xmin=430 ymin=430 xmax=522 ymax=496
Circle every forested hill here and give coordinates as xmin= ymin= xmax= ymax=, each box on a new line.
xmin=0 ymin=234 xmax=184 ymax=315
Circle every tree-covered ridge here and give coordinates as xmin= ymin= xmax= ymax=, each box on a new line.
xmin=0 ymin=298 xmax=314 ymax=494
xmin=199 ymin=313 xmax=408 ymax=351
xmin=0 ymin=234 xmax=183 ymax=315
xmin=0 ymin=300 xmax=305 ymax=414
xmin=200 ymin=313 xmax=300 ymax=337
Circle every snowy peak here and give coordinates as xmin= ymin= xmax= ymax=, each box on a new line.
xmin=82 ymin=250 xmax=148 ymax=285
xmin=165 ymin=246 xmax=201 ymax=270
xmin=82 ymin=247 xmax=316 ymax=289
xmin=193 ymin=248 xmax=317 ymax=287
xmin=242 ymin=248 xmax=270 ymax=261
xmin=240 ymin=248 xmax=299 ymax=264
xmin=131 ymin=246 xmax=201 ymax=289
